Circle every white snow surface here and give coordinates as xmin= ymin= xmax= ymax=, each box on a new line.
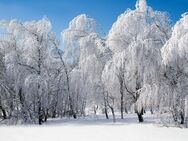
xmin=0 ymin=114 xmax=188 ymax=141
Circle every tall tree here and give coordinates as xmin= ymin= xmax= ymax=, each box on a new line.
xmin=0 ymin=17 xmax=61 ymax=124
xmin=106 ymin=0 xmax=171 ymax=122
xmin=161 ymin=13 xmax=188 ymax=125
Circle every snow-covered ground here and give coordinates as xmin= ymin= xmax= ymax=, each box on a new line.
xmin=0 ymin=114 xmax=188 ymax=141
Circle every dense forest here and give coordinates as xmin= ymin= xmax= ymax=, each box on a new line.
xmin=0 ymin=0 xmax=188 ymax=127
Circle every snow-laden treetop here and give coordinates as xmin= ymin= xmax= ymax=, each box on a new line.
xmin=63 ymin=14 xmax=96 ymax=35
xmin=62 ymin=14 xmax=99 ymax=68
xmin=107 ymin=0 xmax=170 ymax=53
xmin=162 ymin=14 xmax=188 ymax=66
xmin=136 ymin=0 xmax=147 ymax=12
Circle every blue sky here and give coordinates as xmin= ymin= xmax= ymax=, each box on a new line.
xmin=0 ymin=0 xmax=187 ymax=37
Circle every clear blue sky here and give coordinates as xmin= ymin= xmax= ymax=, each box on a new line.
xmin=0 ymin=0 xmax=187 ymax=37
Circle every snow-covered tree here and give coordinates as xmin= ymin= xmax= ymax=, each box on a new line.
xmin=0 ymin=51 xmax=7 ymax=119
xmin=0 ymin=18 xmax=65 ymax=124
xmin=0 ymin=0 xmax=187 ymax=128
xmin=161 ymin=13 xmax=188 ymax=125
xmin=185 ymin=95 xmax=188 ymax=127
xmin=62 ymin=14 xmax=111 ymax=117
xmin=62 ymin=14 xmax=97 ymax=69
xmin=107 ymin=0 xmax=170 ymax=53
xmin=105 ymin=0 xmax=171 ymax=122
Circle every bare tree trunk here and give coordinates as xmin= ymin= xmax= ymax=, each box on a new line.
xmin=180 ymin=112 xmax=184 ymax=124
xmin=69 ymin=96 xmax=77 ymax=119
xmin=186 ymin=117 xmax=188 ymax=128
xmin=37 ymin=85 xmax=43 ymax=125
xmin=38 ymin=97 xmax=43 ymax=125
xmin=109 ymin=106 xmax=116 ymax=123
xmin=2 ymin=108 xmax=6 ymax=119
xmin=135 ymin=81 xmax=144 ymax=122
xmin=105 ymin=91 xmax=116 ymax=122
xmin=135 ymin=108 xmax=144 ymax=122
xmin=118 ymin=72 xmax=124 ymax=119
xmin=81 ymin=101 xmax=86 ymax=117
xmin=104 ymin=108 xmax=109 ymax=119
xmin=120 ymin=93 xmax=124 ymax=119
xmin=52 ymin=107 xmax=56 ymax=118
xmin=125 ymin=107 xmax=128 ymax=114
xmin=0 ymin=96 xmax=6 ymax=119
xmin=44 ymin=109 xmax=48 ymax=122
xmin=0 ymin=105 xmax=6 ymax=119
xmin=137 ymin=112 xmax=144 ymax=122
xmin=104 ymin=101 xmax=109 ymax=119
xmin=18 ymin=88 xmax=28 ymax=122
xmin=54 ymin=44 xmax=76 ymax=119
xmin=37 ymin=47 xmax=44 ymax=125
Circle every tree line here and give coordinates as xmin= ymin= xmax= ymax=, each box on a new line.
xmin=0 ymin=0 xmax=188 ymax=127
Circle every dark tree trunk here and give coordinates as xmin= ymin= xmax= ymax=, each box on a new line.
xmin=73 ymin=114 xmax=77 ymax=119
xmin=44 ymin=109 xmax=48 ymax=122
xmin=137 ymin=112 xmax=144 ymax=122
xmin=37 ymin=85 xmax=43 ymax=125
xmin=38 ymin=97 xmax=43 ymax=125
xmin=52 ymin=109 xmax=56 ymax=118
xmin=109 ymin=106 xmax=116 ymax=123
xmin=120 ymin=93 xmax=124 ymax=119
xmin=38 ymin=109 xmax=43 ymax=125
xmin=38 ymin=114 xmax=43 ymax=125
xmin=39 ymin=118 xmax=43 ymax=125
xmin=1 ymin=108 xmax=6 ymax=119
xmin=104 ymin=102 xmax=109 ymax=119
xmin=186 ymin=117 xmax=188 ymax=128
xmin=117 ymin=68 xmax=125 ymax=119
xmin=81 ymin=102 xmax=86 ymax=117
xmin=119 ymin=75 xmax=124 ymax=119
xmin=180 ymin=112 xmax=184 ymax=124
xmin=44 ymin=115 xmax=47 ymax=122
xmin=143 ymin=109 xmax=146 ymax=114
xmin=0 ymin=96 xmax=6 ymax=119
xmin=103 ymin=96 xmax=109 ymax=119
xmin=172 ymin=111 xmax=178 ymax=122
xmin=18 ymin=88 xmax=27 ymax=122
xmin=69 ymin=96 xmax=77 ymax=119
xmin=104 ymin=107 xmax=109 ymax=119
xmin=135 ymin=108 xmax=144 ymax=123
xmin=125 ymin=107 xmax=128 ymax=114
xmin=52 ymin=102 xmax=57 ymax=118
xmin=141 ymin=108 xmax=144 ymax=115
xmin=37 ymin=48 xmax=43 ymax=125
